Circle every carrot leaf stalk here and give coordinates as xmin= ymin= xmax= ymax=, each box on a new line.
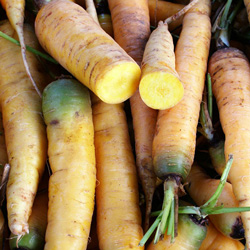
xmin=207 ymin=73 xmax=213 ymax=119
xmin=0 ymin=31 xmax=58 ymax=64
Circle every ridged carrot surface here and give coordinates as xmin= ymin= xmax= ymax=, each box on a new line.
xmin=42 ymin=79 xmax=96 ymax=250
xmin=35 ymin=0 xmax=141 ymax=104
xmin=209 ymin=47 xmax=250 ymax=249
xmin=0 ymin=20 xmax=50 ymax=236
xmin=107 ymin=0 xmax=158 ymax=229
xmin=92 ymin=94 xmax=143 ymax=250
xmin=153 ymin=0 xmax=211 ymax=180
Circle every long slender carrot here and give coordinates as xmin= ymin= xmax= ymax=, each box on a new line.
xmin=208 ymin=1 xmax=250 ymax=247
xmin=186 ymin=163 xmax=244 ymax=239
xmin=35 ymin=0 xmax=141 ymax=104
xmin=145 ymin=0 xmax=211 ymax=243
xmin=107 ymin=0 xmax=158 ymax=230
xmin=0 ymin=20 xmax=50 ymax=237
xmin=209 ymin=43 xmax=250 ymax=250
xmin=42 ymin=79 xmax=96 ymax=250
xmin=92 ymin=94 xmax=144 ymax=250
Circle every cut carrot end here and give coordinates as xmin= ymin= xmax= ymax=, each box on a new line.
xmin=139 ymin=72 xmax=184 ymax=110
xmin=95 ymin=62 xmax=141 ymax=104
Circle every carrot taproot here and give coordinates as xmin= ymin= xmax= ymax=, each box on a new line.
xmin=42 ymin=78 xmax=96 ymax=250
xmin=147 ymin=213 xmax=207 ymax=250
xmin=148 ymin=0 xmax=184 ymax=31
xmin=139 ymin=21 xmax=184 ymax=110
xmin=107 ymin=0 xmax=158 ymax=230
xmin=186 ymin=163 xmax=244 ymax=239
xmin=9 ymin=189 xmax=48 ymax=250
xmin=92 ymin=94 xmax=143 ymax=250
xmin=145 ymin=0 xmax=211 ymax=242
xmin=199 ymin=220 xmax=244 ymax=250
xmin=209 ymin=46 xmax=250 ymax=249
xmin=0 ymin=20 xmax=50 ymax=237
xmin=35 ymin=0 xmax=141 ymax=104
xmin=0 ymin=0 xmax=42 ymax=97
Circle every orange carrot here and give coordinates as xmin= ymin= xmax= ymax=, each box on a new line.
xmin=107 ymin=0 xmax=158 ymax=230
xmin=186 ymin=163 xmax=244 ymax=239
xmin=148 ymin=0 xmax=184 ymax=30
xmin=200 ymin=220 xmax=244 ymax=250
xmin=35 ymin=0 xmax=141 ymax=104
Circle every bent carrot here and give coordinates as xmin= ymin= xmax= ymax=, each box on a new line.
xmin=0 ymin=20 xmax=50 ymax=237
xmin=186 ymin=163 xmax=244 ymax=239
xmin=35 ymin=0 xmax=141 ymax=104
xmin=92 ymin=94 xmax=143 ymax=250
xmin=107 ymin=0 xmax=158 ymax=230
xmin=147 ymin=0 xmax=211 ymax=242
xmin=42 ymin=79 xmax=96 ymax=250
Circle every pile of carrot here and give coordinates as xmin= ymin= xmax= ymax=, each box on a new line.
xmin=1 ymin=0 xmax=250 ymax=249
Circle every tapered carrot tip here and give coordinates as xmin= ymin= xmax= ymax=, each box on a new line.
xmin=10 ymin=222 xmax=29 ymax=237
xmin=139 ymin=71 xmax=184 ymax=110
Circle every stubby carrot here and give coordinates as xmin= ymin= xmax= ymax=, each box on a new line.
xmin=42 ymin=79 xmax=96 ymax=250
xmin=0 ymin=20 xmax=50 ymax=237
xmin=92 ymin=94 xmax=144 ymax=250
xmin=186 ymin=163 xmax=244 ymax=239
xmin=200 ymin=220 xmax=244 ymax=250
xmin=35 ymin=0 xmax=141 ymax=104
xmin=107 ymin=0 xmax=158 ymax=230
xmin=147 ymin=0 xmax=211 ymax=242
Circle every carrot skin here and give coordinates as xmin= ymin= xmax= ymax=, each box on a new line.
xmin=35 ymin=0 xmax=141 ymax=104
xmin=0 ymin=20 xmax=50 ymax=236
xmin=92 ymin=95 xmax=144 ymax=250
xmin=108 ymin=0 xmax=158 ymax=230
xmin=147 ymin=214 xmax=207 ymax=250
xmin=186 ymin=163 xmax=244 ymax=239
xmin=208 ymin=47 xmax=250 ymax=249
xmin=153 ymin=0 xmax=211 ymax=180
xmin=42 ymin=79 xmax=96 ymax=250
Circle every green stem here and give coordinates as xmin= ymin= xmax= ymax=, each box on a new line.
xmin=220 ymin=0 xmax=233 ymax=29
xmin=159 ymin=181 xmax=175 ymax=238
xmin=138 ymin=211 xmax=163 ymax=246
xmin=201 ymin=155 xmax=233 ymax=208
xmin=0 ymin=31 xmax=58 ymax=64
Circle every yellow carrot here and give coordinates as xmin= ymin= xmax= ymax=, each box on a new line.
xmin=35 ymin=0 xmax=141 ymax=104
xmin=209 ymin=47 xmax=250 ymax=249
xmin=0 ymin=20 xmax=50 ymax=237
xmin=107 ymin=0 xmax=158 ymax=229
xmin=42 ymin=79 xmax=96 ymax=250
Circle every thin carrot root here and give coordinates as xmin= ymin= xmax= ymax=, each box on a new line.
xmin=139 ymin=21 xmax=184 ymax=110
